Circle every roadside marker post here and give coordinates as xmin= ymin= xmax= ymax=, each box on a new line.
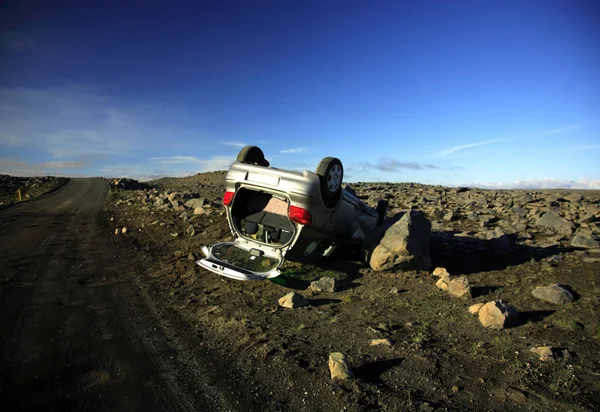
xmin=18 ymin=189 xmax=22 ymax=202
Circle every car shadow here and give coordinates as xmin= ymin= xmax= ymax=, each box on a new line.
xmin=353 ymin=358 xmax=404 ymax=384
xmin=430 ymin=232 xmax=576 ymax=275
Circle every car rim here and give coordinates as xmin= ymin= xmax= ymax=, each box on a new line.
xmin=327 ymin=165 xmax=342 ymax=192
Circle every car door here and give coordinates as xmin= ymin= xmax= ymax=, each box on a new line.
xmin=196 ymin=239 xmax=285 ymax=280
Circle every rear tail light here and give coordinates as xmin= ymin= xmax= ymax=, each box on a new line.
xmin=288 ymin=205 xmax=312 ymax=226
xmin=223 ymin=191 xmax=234 ymax=206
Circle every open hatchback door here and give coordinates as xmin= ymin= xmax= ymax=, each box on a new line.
xmin=197 ymin=238 xmax=286 ymax=280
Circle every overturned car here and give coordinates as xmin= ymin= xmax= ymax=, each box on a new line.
xmin=197 ymin=146 xmax=388 ymax=280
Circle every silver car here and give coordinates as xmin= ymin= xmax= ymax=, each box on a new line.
xmin=197 ymin=146 xmax=387 ymax=280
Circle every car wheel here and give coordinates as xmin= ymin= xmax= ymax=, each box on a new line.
xmin=316 ymin=157 xmax=343 ymax=207
xmin=237 ymin=146 xmax=269 ymax=166
xmin=376 ymin=199 xmax=388 ymax=225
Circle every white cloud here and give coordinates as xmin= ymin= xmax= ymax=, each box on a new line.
xmin=466 ymin=177 xmax=600 ymax=190
xmin=0 ymin=157 xmax=86 ymax=176
xmin=281 ymin=147 xmax=309 ymax=154
xmin=440 ymin=125 xmax=583 ymax=156
xmin=99 ymin=155 xmax=234 ymax=181
xmin=223 ymin=142 xmax=247 ymax=148
xmin=43 ymin=161 xmax=87 ymax=169
xmin=441 ymin=138 xmax=508 ymax=156
xmin=148 ymin=155 xmax=202 ymax=164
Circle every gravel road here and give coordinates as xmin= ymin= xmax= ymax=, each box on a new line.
xmin=0 ymin=179 xmax=248 ymax=411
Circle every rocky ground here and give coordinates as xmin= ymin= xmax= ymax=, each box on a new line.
xmin=0 ymin=175 xmax=68 ymax=206
xmin=6 ymin=173 xmax=600 ymax=411
xmin=103 ymin=172 xmax=600 ymax=411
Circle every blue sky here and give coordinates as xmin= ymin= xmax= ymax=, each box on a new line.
xmin=1 ymin=0 xmax=599 ymax=188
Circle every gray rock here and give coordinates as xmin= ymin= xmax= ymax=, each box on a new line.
xmin=512 ymin=217 xmax=528 ymax=232
xmin=578 ymin=214 xmax=597 ymax=224
xmin=511 ymin=206 xmax=528 ymax=218
xmin=309 ymin=277 xmax=339 ymax=293
xmin=564 ymin=193 xmax=583 ymax=203
xmin=369 ymin=210 xmax=432 ymax=271
xmin=535 ymin=211 xmax=574 ymax=236
xmin=479 ymin=300 xmax=518 ymax=329
xmin=531 ymin=284 xmax=574 ymax=304
xmin=278 ymin=292 xmax=309 ymax=308
xmin=185 ymin=198 xmax=207 ymax=209
xmin=571 ymin=234 xmax=600 ymax=249
xmin=515 ymin=193 xmax=534 ymax=204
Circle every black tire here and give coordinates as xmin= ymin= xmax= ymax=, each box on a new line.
xmin=236 ymin=146 xmax=269 ymax=167
xmin=316 ymin=157 xmax=343 ymax=207
xmin=376 ymin=199 xmax=388 ymax=225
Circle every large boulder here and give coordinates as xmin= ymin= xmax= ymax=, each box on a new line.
xmin=448 ymin=276 xmax=472 ymax=298
xmin=185 ymin=198 xmax=207 ymax=210
xmin=328 ymin=353 xmax=353 ymax=380
xmin=278 ymin=292 xmax=309 ymax=308
xmin=309 ymin=277 xmax=339 ymax=293
xmin=535 ymin=211 xmax=574 ymax=236
xmin=571 ymin=234 xmax=599 ymax=249
xmin=479 ymin=300 xmax=518 ymax=329
xmin=531 ymin=284 xmax=574 ymax=304
xmin=370 ymin=210 xmax=432 ymax=271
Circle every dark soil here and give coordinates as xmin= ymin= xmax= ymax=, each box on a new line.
xmin=105 ymin=172 xmax=600 ymax=411
xmin=2 ymin=172 xmax=598 ymax=411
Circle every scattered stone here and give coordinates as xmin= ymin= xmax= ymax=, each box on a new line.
xmin=448 ymin=276 xmax=472 ymax=298
xmin=535 ymin=211 xmax=574 ymax=236
xmin=186 ymin=225 xmax=196 ymax=237
xmin=511 ymin=206 xmax=528 ymax=218
xmin=328 ymin=352 xmax=353 ymax=380
xmin=370 ymin=210 xmax=432 ymax=271
xmin=531 ymin=284 xmax=574 ymax=304
xmin=193 ymin=207 xmax=207 ymax=215
xmin=571 ymin=234 xmax=599 ymax=249
xmin=583 ymin=257 xmax=600 ymax=263
xmin=530 ymin=346 xmax=554 ymax=361
xmin=451 ymin=385 xmax=460 ymax=393
xmin=121 ymin=226 xmax=128 ymax=234
xmin=478 ymin=300 xmax=518 ymax=329
xmin=511 ymin=218 xmax=528 ymax=232
xmin=389 ymin=287 xmax=399 ymax=294
xmin=370 ymin=338 xmax=393 ymax=347
xmin=308 ymin=277 xmax=338 ymax=293
xmin=468 ymin=303 xmax=485 ymax=314
xmin=432 ymin=267 xmax=450 ymax=278
xmin=278 ymin=292 xmax=309 ymax=308
xmin=436 ymin=276 xmax=451 ymax=291
xmin=185 ymin=198 xmax=206 ymax=209
xmin=167 ymin=192 xmax=178 ymax=202
xmin=170 ymin=232 xmax=180 ymax=238
xmin=114 ymin=228 xmax=121 ymax=235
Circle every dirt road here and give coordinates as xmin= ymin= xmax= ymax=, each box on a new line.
xmin=0 ymin=179 xmax=251 ymax=411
